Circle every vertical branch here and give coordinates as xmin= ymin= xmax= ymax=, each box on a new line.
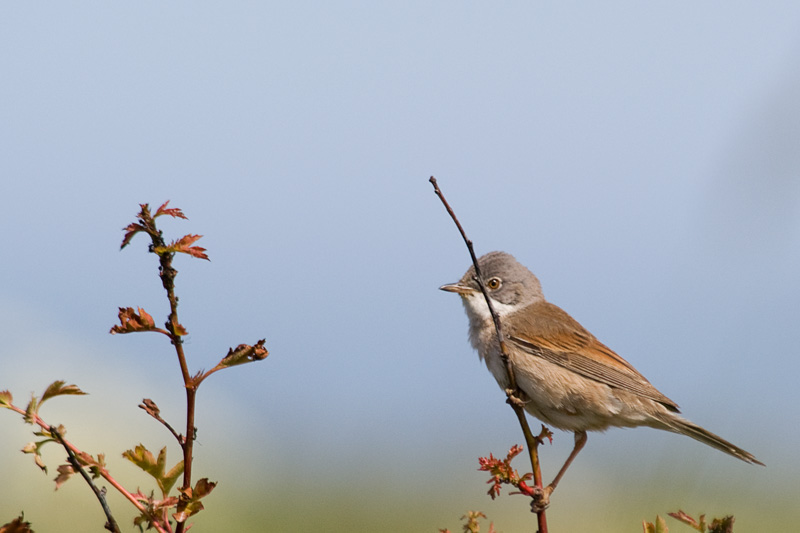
xmin=150 ymin=225 xmax=193 ymax=386
xmin=157 ymin=255 xmax=195 ymax=533
xmin=430 ymin=176 xmax=548 ymax=533
xmin=136 ymin=206 xmax=196 ymax=533
xmin=156 ymin=247 xmax=195 ymax=498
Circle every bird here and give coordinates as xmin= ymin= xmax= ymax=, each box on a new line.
xmin=440 ymin=251 xmax=763 ymax=506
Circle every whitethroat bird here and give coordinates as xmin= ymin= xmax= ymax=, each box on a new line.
xmin=441 ymin=251 xmax=763 ymax=507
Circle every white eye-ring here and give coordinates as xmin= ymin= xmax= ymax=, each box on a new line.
xmin=486 ymin=277 xmax=502 ymax=290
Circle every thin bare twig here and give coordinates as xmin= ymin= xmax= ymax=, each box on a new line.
xmin=430 ymin=176 xmax=549 ymax=533
xmin=50 ymin=426 xmax=122 ymax=533
xmin=139 ymin=399 xmax=184 ymax=446
xmin=429 ymin=177 xmax=517 ymax=390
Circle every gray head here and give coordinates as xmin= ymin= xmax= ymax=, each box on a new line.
xmin=440 ymin=251 xmax=544 ymax=317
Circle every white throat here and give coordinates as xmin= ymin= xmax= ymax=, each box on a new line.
xmin=460 ymin=291 xmax=521 ymax=322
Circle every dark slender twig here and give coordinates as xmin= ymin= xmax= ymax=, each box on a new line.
xmin=429 ymin=177 xmax=517 ymax=390
xmin=139 ymin=399 xmax=184 ymax=446
xmin=147 ymin=227 xmax=195 ymax=533
xmin=430 ymin=176 xmax=548 ymax=533
xmin=50 ymin=426 xmax=122 ymax=533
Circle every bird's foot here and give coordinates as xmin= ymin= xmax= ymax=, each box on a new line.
xmin=504 ymin=388 xmax=528 ymax=407
xmin=530 ymin=485 xmax=553 ymax=513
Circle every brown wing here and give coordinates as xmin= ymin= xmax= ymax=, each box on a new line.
xmin=508 ymin=302 xmax=679 ymax=412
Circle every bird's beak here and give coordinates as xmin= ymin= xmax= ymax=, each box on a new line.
xmin=439 ymin=282 xmax=474 ymax=295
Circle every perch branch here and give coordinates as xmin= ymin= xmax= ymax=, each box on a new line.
xmin=430 ymin=176 xmax=549 ymax=533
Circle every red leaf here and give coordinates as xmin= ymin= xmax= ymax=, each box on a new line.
xmin=477 ymin=445 xmax=532 ymax=501
xmin=110 ymin=307 xmax=158 ymax=334
xmin=154 ymin=200 xmax=187 ymax=220
xmin=668 ymin=511 xmax=697 ymax=526
xmin=121 ymin=222 xmax=146 ymax=249
xmin=192 ymin=478 xmax=217 ymax=499
xmin=154 ymin=234 xmax=209 ymax=260
xmin=173 ymin=234 xmax=209 ymax=260
xmin=0 ymin=514 xmax=34 ymax=533
xmin=174 ymin=478 xmax=217 ymax=522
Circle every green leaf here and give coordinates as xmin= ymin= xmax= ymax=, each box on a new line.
xmin=24 ymin=397 xmax=38 ymax=424
xmin=85 ymin=452 xmax=106 ymax=479
xmin=644 ymin=516 xmax=670 ymax=533
xmin=41 ymin=381 xmax=87 ymax=404
xmin=122 ymin=444 xmax=184 ymax=496
xmin=161 ymin=459 xmax=184 ymax=495
xmin=123 ymin=443 xmax=157 ymax=473
xmin=461 ymin=511 xmax=488 ymax=533
xmin=0 ymin=390 xmax=12 ymax=408
xmin=22 ymin=440 xmax=51 ymax=473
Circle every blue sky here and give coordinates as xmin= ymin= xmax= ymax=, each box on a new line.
xmin=2 ymin=3 xmax=799 ymax=531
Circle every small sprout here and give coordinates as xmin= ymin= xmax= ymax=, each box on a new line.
xmin=0 ymin=390 xmax=13 ymax=408
xmin=219 ymin=340 xmax=269 ymax=368
xmin=478 ymin=445 xmax=532 ymax=500
xmin=110 ymin=307 xmax=159 ymax=335
xmin=643 ymin=515 xmax=669 ymax=533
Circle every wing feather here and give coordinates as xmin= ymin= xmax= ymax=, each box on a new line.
xmin=507 ymin=302 xmax=679 ymax=411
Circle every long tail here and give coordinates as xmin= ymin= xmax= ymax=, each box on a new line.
xmin=657 ymin=414 xmax=764 ymax=466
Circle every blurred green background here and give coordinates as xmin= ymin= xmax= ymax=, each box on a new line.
xmin=2 ymin=2 xmax=799 ymax=531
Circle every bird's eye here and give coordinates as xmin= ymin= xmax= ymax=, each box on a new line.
xmin=486 ymin=277 xmax=502 ymax=290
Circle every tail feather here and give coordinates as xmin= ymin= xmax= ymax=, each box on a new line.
xmin=658 ymin=414 xmax=764 ymax=466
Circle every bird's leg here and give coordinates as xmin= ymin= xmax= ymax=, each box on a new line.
xmin=531 ymin=430 xmax=587 ymax=512
xmin=549 ymin=430 xmax=587 ymax=490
